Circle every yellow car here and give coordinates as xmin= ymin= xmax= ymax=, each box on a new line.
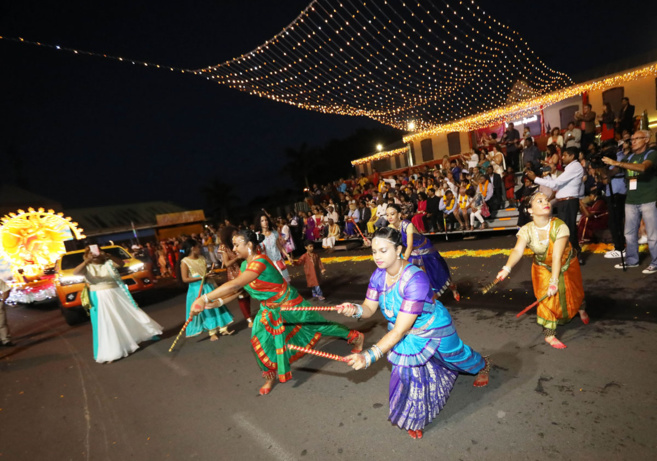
xmin=54 ymin=245 xmax=155 ymax=325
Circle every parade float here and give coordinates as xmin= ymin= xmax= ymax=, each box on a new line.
xmin=0 ymin=208 xmax=85 ymax=305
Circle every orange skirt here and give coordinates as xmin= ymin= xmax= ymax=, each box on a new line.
xmin=531 ymin=259 xmax=584 ymax=330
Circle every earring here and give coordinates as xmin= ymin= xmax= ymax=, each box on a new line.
xmin=248 ymin=248 xmax=252 ymax=256
xmin=397 ymin=254 xmax=402 ymax=260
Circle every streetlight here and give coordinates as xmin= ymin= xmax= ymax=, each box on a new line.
xmin=376 ymin=144 xmax=383 ymax=151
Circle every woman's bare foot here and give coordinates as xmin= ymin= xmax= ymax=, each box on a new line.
xmin=209 ymin=333 xmax=219 ymax=342
xmin=219 ymin=327 xmax=235 ymax=336
xmin=450 ymin=284 xmax=460 ymax=302
xmin=259 ymin=379 xmax=275 ymax=395
xmin=247 ymin=318 xmax=254 ymax=328
xmin=579 ymin=310 xmax=589 ymax=325
xmin=545 ymin=336 xmax=567 ymax=349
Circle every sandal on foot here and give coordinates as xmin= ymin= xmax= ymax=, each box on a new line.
xmin=473 ymin=357 xmax=491 ymax=387
xmin=545 ymin=336 xmax=567 ymax=349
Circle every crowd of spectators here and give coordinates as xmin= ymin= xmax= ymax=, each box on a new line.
xmin=130 ymin=97 xmax=654 ymax=274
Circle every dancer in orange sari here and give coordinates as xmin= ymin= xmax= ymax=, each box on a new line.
xmin=496 ymin=192 xmax=588 ymax=349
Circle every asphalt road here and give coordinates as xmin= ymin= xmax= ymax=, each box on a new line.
xmin=1 ymin=233 xmax=656 ymax=460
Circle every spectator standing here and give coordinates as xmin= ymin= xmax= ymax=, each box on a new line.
xmin=598 ymin=102 xmax=616 ymax=141
xmin=616 ymin=97 xmax=635 ymax=135
xmin=602 ymin=130 xmax=657 ymax=274
xmin=575 ymin=104 xmax=597 ymax=150
xmin=603 ymin=140 xmax=629 ymax=259
xmin=502 ymin=122 xmax=521 ymax=171
xmin=528 ymin=147 xmax=585 ymax=264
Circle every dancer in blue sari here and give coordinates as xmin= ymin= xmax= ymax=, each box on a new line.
xmin=337 ymin=227 xmax=489 ymax=439
xmin=385 ymin=204 xmax=460 ymax=301
xmin=179 ymin=239 xmax=234 ymax=339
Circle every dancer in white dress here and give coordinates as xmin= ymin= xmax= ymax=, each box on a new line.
xmin=74 ymin=247 xmax=162 ymax=363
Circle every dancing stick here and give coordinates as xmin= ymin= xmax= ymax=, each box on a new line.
xmin=348 ymin=217 xmax=371 ymax=247
xmin=515 ymin=294 xmax=549 ymax=318
xmin=286 ymin=344 xmax=350 ymax=362
xmin=443 ymin=216 xmax=449 ymax=241
xmin=169 ymin=263 xmax=215 ymax=352
xmin=280 ymin=306 xmax=337 ymax=312
xmin=481 ymin=278 xmax=501 ymax=295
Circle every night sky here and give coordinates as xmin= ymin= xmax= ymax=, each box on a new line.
xmin=1 ymin=0 xmax=654 ymax=211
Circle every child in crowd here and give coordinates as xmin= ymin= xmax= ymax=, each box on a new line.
xmin=294 ymin=240 xmax=327 ymax=300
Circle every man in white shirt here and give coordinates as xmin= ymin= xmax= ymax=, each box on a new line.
xmin=324 ymin=205 xmax=339 ymax=225
xmin=564 ymin=121 xmax=582 ymax=148
xmin=527 ymin=146 xmax=585 ymax=263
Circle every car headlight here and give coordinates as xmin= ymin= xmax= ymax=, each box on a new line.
xmin=129 ymin=262 xmax=145 ymax=273
xmin=59 ymin=275 xmax=85 ymax=286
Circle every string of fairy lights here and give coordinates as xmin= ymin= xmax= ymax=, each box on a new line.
xmin=403 ymin=63 xmax=657 ymax=144
xmin=351 ymin=146 xmax=409 ymax=166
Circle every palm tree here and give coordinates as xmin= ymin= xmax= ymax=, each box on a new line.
xmin=281 ymin=143 xmax=320 ymax=190
xmin=200 ymin=178 xmax=239 ymax=221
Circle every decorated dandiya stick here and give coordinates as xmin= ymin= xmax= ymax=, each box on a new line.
xmin=444 ymin=216 xmax=449 ymax=241
xmin=348 ymin=217 xmax=371 ymax=247
xmin=286 ymin=344 xmax=350 ymax=363
xmin=168 ymin=263 xmax=215 ymax=352
xmin=516 ymin=294 xmax=549 ymax=318
xmin=280 ymin=306 xmax=337 ymax=312
xmin=481 ymin=278 xmax=501 ymax=295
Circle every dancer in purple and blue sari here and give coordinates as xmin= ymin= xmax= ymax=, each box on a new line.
xmin=336 ymin=227 xmax=489 ymax=439
xmin=385 ymin=204 xmax=460 ymax=301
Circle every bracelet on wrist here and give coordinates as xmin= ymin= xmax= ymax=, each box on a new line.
xmin=352 ymin=304 xmax=363 ymax=319
xmin=502 ymin=265 xmax=511 ymax=273
xmin=203 ymin=294 xmax=210 ymax=304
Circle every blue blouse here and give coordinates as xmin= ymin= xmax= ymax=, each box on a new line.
xmin=366 ymin=264 xmax=456 ymax=367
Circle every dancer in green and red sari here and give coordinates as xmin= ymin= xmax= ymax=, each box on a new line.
xmin=191 ymin=229 xmax=364 ymax=395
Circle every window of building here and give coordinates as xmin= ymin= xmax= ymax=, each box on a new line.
xmin=420 ymin=138 xmax=434 ymax=162
xmin=559 ymin=105 xmax=579 ymax=130
xmin=603 ymin=87 xmax=624 ymax=116
xmin=447 ymin=132 xmax=461 ymax=155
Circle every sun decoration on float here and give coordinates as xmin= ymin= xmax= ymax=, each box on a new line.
xmin=0 ymin=208 xmax=85 ymax=276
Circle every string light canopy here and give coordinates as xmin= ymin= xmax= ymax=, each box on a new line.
xmin=3 ymin=0 xmax=572 ymax=131
xmin=198 ymin=0 xmax=572 ymax=131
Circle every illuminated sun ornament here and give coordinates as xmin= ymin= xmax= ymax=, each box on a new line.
xmin=0 ymin=208 xmax=85 ymax=276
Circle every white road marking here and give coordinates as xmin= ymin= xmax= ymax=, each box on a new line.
xmin=233 ymin=413 xmax=296 ymax=461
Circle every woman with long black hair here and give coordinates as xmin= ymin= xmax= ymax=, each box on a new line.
xmin=190 ymin=229 xmax=364 ymax=395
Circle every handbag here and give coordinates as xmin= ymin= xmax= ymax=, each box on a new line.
xmin=274 ymin=259 xmax=287 ymax=271
xmin=481 ymin=201 xmax=491 ymax=218
xmin=80 ymin=284 xmax=92 ymax=315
